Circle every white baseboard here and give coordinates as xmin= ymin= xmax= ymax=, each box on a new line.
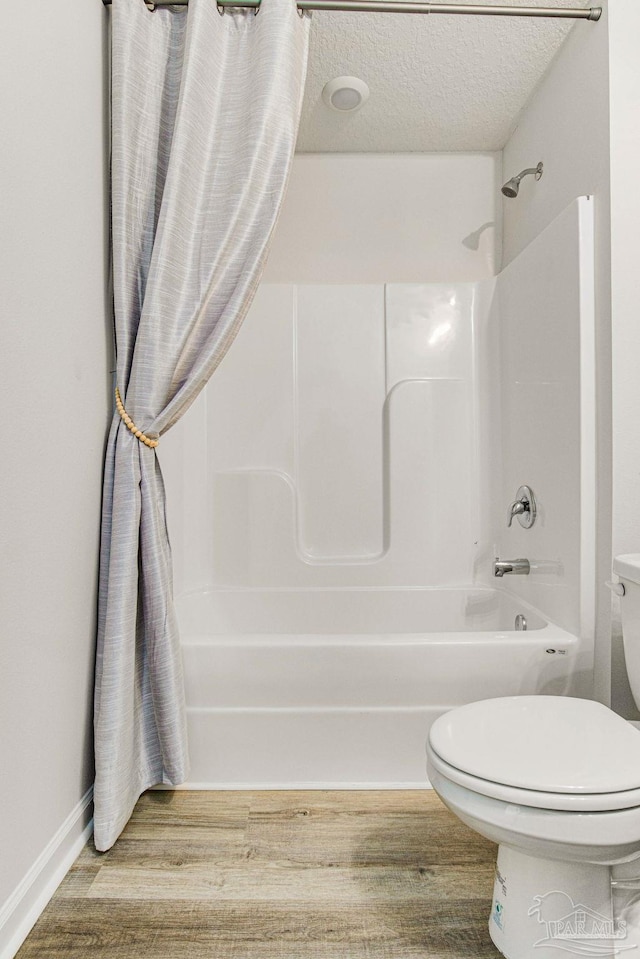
xmin=0 ymin=788 xmax=93 ymax=959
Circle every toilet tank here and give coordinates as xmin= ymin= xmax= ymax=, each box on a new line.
xmin=613 ymin=554 xmax=640 ymax=710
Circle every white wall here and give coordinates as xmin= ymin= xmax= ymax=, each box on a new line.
xmin=608 ymin=0 xmax=640 ymax=717
xmin=501 ymin=7 xmax=613 ymax=706
xmin=0 ymin=0 xmax=109 ymax=951
xmin=264 ymin=153 xmax=501 ymax=283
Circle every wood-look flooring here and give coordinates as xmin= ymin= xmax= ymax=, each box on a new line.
xmin=17 ymin=790 xmax=500 ymax=958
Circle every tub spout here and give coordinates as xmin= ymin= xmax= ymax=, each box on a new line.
xmin=494 ymin=557 xmax=530 ymax=577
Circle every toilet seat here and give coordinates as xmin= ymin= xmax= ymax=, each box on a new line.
xmin=428 ymin=695 xmax=640 ymax=811
xmin=427 ymin=741 xmax=640 ymax=811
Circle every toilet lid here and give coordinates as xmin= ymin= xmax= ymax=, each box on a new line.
xmin=429 ymin=696 xmax=640 ymax=794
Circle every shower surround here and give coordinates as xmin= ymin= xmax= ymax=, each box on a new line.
xmin=167 ymin=281 xmax=482 ymax=589
xmin=160 ymin=195 xmax=595 ymax=787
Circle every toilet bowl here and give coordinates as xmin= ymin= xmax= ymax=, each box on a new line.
xmin=426 ymin=554 xmax=640 ymax=959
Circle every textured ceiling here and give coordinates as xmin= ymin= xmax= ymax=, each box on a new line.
xmin=297 ymin=0 xmax=588 ymax=152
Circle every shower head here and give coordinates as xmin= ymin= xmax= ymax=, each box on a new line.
xmin=501 ymin=161 xmax=544 ymax=198
xmin=501 ymin=180 xmax=520 ymax=199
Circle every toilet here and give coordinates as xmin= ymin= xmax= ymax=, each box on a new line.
xmin=426 ymin=554 xmax=640 ymax=959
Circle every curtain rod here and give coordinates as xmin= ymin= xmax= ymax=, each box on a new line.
xmin=102 ymin=0 xmax=602 ymax=20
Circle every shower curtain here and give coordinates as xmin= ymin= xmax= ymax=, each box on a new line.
xmin=94 ymin=0 xmax=309 ymax=851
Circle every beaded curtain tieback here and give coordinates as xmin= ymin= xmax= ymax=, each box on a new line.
xmin=114 ymin=387 xmax=159 ymax=449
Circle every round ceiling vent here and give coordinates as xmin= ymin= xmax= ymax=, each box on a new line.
xmin=322 ymin=76 xmax=370 ymax=113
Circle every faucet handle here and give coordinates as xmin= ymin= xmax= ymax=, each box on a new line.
xmin=507 ymin=500 xmax=527 ymax=527
xmin=506 ymin=485 xmax=536 ymax=529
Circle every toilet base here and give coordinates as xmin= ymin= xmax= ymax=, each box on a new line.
xmin=488 ymin=845 xmax=620 ymax=959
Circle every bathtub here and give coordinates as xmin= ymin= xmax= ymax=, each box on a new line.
xmin=176 ymin=587 xmax=584 ymax=788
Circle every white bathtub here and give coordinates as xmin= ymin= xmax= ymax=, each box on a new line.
xmin=177 ymin=587 xmax=585 ymax=788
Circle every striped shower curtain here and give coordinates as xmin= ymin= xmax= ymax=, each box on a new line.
xmin=94 ymin=0 xmax=309 ymax=851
